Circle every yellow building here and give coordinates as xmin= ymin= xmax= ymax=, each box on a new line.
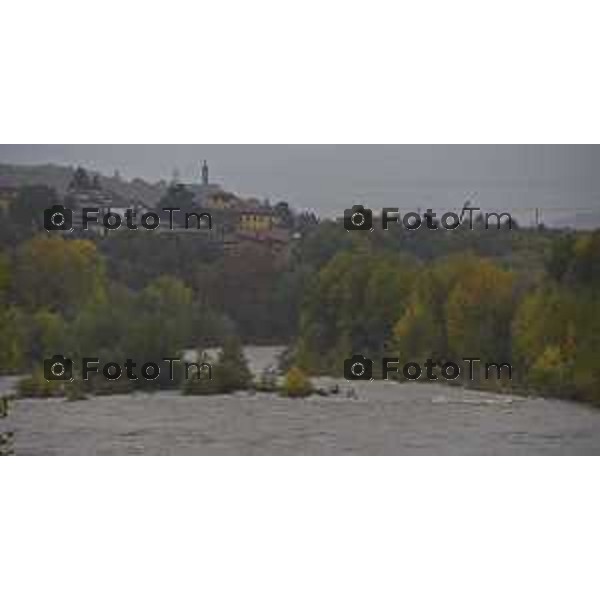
xmin=203 ymin=192 xmax=240 ymax=212
xmin=238 ymin=207 xmax=279 ymax=232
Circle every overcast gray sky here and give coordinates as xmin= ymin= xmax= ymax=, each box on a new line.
xmin=1 ymin=145 xmax=598 ymax=222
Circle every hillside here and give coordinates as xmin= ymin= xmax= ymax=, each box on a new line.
xmin=0 ymin=163 xmax=168 ymax=206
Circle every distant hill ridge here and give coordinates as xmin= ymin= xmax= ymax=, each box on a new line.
xmin=0 ymin=163 xmax=168 ymax=206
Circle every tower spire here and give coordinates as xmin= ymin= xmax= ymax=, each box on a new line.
xmin=202 ymin=160 xmax=209 ymax=186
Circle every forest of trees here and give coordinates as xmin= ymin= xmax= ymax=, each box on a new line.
xmin=0 ymin=184 xmax=308 ymax=390
xmin=0 ymin=183 xmax=599 ymax=403
xmin=294 ymin=224 xmax=600 ymax=403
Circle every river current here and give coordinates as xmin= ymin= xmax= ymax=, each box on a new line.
xmin=3 ymin=347 xmax=600 ymax=455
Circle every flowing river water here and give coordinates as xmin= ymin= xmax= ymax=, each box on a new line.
xmin=3 ymin=347 xmax=600 ymax=455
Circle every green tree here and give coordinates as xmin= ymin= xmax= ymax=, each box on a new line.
xmin=156 ymin=184 xmax=198 ymax=227
xmin=446 ymin=258 xmax=515 ymax=362
xmin=184 ymin=339 xmax=252 ymax=395
xmin=14 ymin=236 xmax=106 ymax=316
xmin=569 ymin=231 xmax=600 ymax=287
xmin=546 ymin=233 xmax=576 ymax=282
xmin=529 ymin=345 xmax=575 ymax=398
xmin=128 ymin=275 xmax=195 ymax=355
xmin=0 ymin=253 xmax=11 ymax=303
xmin=391 ymin=254 xmax=476 ymax=364
xmin=9 ymin=185 xmax=59 ymax=232
xmin=0 ymin=307 xmax=26 ymax=373
xmin=512 ymin=285 xmax=576 ymax=371
xmin=297 ymin=248 xmax=416 ymax=373
xmin=27 ymin=309 xmax=69 ymax=366
xmin=212 ymin=337 xmax=253 ymax=393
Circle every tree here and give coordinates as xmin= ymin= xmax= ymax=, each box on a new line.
xmin=0 ymin=253 xmax=11 ymax=304
xmin=156 ymin=184 xmax=197 ymax=227
xmin=125 ymin=275 xmax=195 ymax=360
xmin=546 ymin=233 xmax=576 ymax=282
xmin=9 ymin=185 xmax=58 ymax=233
xmin=529 ymin=345 xmax=575 ymax=398
xmin=67 ymin=284 xmax=134 ymax=362
xmin=27 ymin=309 xmax=68 ymax=366
xmin=182 ymin=349 xmax=216 ymax=395
xmin=446 ymin=258 xmax=515 ymax=362
xmin=391 ymin=254 xmax=475 ymax=364
xmin=511 ymin=280 xmax=600 ymax=402
xmin=185 ymin=338 xmax=252 ymax=395
xmin=212 ymin=337 xmax=253 ymax=393
xmin=0 ymin=391 xmax=13 ymax=455
xmin=569 ymin=231 xmax=600 ymax=288
xmin=512 ymin=284 xmax=576 ymax=371
xmin=568 ymin=293 xmax=600 ymax=403
xmin=296 ymin=248 xmax=416 ymax=373
xmin=0 ymin=307 xmax=26 ymax=373
xmin=14 ymin=236 xmax=106 ymax=316
xmin=282 ymin=366 xmax=313 ymax=397
xmin=205 ymin=246 xmax=285 ymax=342
xmin=393 ymin=294 xmax=446 ymax=365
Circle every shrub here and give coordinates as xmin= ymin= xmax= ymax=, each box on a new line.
xmin=65 ymin=379 xmax=88 ymax=402
xmin=282 ymin=367 xmax=313 ymax=398
xmin=213 ymin=337 xmax=253 ymax=393
xmin=183 ymin=340 xmax=253 ymax=395
xmin=528 ymin=345 xmax=575 ymax=398
xmin=182 ymin=355 xmax=218 ymax=395
xmin=17 ymin=369 xmax=64 ymax=398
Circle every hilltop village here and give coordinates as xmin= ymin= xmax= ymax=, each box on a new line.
xmin=0 ymin=161 xmax=318 ymax=256
xmin=62 ymin=161 xmax=314 ymax=254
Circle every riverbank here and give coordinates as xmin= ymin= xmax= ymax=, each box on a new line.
xmin=2 ymin=346 xmax=600 ymax=455
xmin=6 ymin=378 xmax=600 ymax=455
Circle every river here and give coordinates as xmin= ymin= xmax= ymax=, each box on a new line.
xmin=3 ymin=347 xmax=600 ymax=455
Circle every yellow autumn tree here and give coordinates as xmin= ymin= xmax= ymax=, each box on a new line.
xmin=14 ymin=236 xmax=106 ymax=315
xmin=446 ymin=258 xmax=515 ymax=362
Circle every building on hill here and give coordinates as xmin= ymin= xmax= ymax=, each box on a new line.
xmin=182 ymin=161 xmax=287 ymax=236
xmin=65 ymin=167 xmax=148 ymax=236
xmin=190 ymin=160 xmax=225 ymax=205
xmin=238 ymin=204 xmax=280 ymax=232
xmin=202 ymin=191 xmax=243 ymax=212
xmin=65 ymin=159 xmax=301 ymax=252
